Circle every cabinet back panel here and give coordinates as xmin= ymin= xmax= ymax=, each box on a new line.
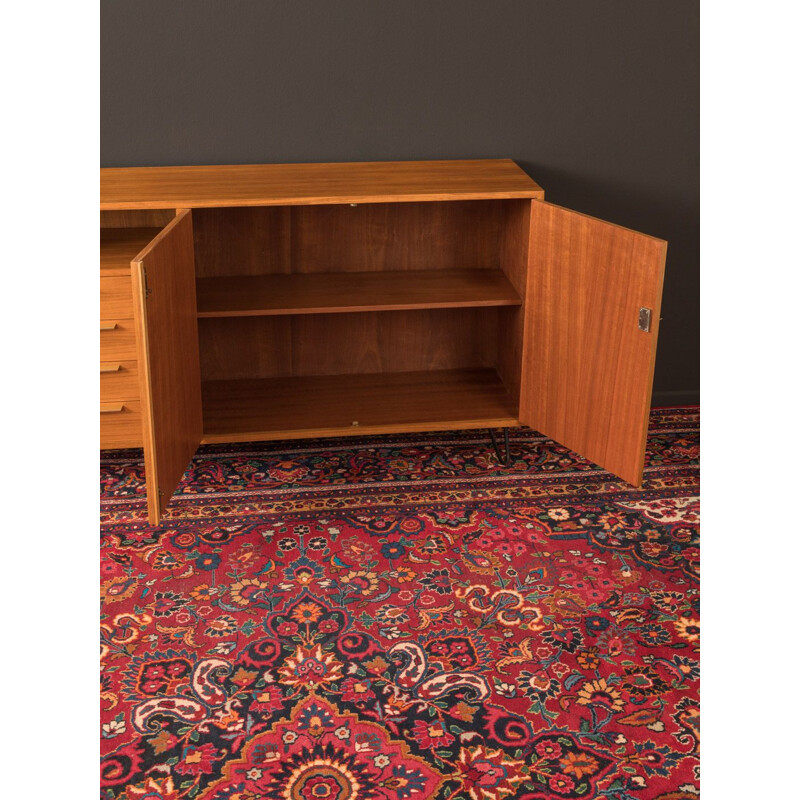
xmin=100 ymin=209 xmax=176 ymax=229
xmin=192 ymin=201 xmax=518 ymax=277
xmin=291 ymin=201 xmax=506 ymax=273
xmin=198 ymin=308 xmax=498 ymax=381
xmin=193 ymin=206 xmax=293 ymax=277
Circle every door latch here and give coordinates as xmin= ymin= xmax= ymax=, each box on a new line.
xmin=638 ymin=307 xmax=652 ymax=332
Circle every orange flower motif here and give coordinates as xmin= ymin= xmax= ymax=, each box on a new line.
xmin=576 ymin=678 xmax=625 ymax=712
xmin=576 ymin=648 xmax=601 ymax=670
xmin=190 ymin=584 xmax=216 ymax=602
xmin=391 ymin=566 xmax=416 ymax=583
xmin=229 ymin=578 xmax=270 ymax=607
xmin=559 ymin=750 xmax=601 ymax=779
xmin=341 ymin=570 xmax=379 ymax=595
xmin=290 ymin=602 xmax=324 ymax=624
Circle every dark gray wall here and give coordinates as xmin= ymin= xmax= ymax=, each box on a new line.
xmin=102 ymin=1 xmax=699 ymax=404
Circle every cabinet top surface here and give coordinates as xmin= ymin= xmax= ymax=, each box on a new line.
xmin=100 ymin=159 xmax=544 ymax=209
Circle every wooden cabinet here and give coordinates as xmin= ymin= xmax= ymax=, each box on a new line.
xmin=100 ymin=159 xmax=667 ymax=525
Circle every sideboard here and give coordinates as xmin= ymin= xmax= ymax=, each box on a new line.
xmin=100 ymin=159 xmax=666 ymax=525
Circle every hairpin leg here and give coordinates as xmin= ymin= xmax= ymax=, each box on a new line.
xmin=489 ymin=428 xmax=511 ymax=465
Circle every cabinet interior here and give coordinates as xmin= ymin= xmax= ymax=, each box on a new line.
xmin=191 ymin=200 xmax=531 ymax=442
xmin=102 ymin=199 xmax=533 ymax=444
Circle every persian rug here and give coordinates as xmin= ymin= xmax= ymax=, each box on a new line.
xmin=100 ymin=407 xmax=699 ymax=800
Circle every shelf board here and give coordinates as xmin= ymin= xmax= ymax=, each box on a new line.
xmin=196 ymin=269 xmax=521 ymax=318
xmin=100 ymin=227 xmax=162 ymax=276
xmin=201 ymin=368 xmax=518 ymax=443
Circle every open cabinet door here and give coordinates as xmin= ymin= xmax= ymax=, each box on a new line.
xmin=520 ymin=201 xmax=667 ymax=486
xmin=132 ymin=210 xmax=203 ymax=525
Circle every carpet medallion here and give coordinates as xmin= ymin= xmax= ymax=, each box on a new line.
xmin=100 ymin=409 xmax=699 ymax=799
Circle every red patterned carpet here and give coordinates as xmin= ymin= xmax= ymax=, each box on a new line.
xmin=100 ymin=408 xmax=699 ymax=800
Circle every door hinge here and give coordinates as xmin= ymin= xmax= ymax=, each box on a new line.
xmin=638 ymin=307 xmax=652 ymax=332
xmin=143 ymin=266 xmax=152 ymax=298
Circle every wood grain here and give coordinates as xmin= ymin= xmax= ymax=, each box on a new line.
xmin=192 ymin=201 xmax=514 ymax=278
xmin=132 ymin=210 xmax=203 ymax=525
xmin=100 ymin=319 xmax=138 ymax=361
xmin=289 ymin=201 xmax=509 ymax=274
xmin=101 ymin=209 xmax=176 ymax=229
xmin=520 ymin=201 xmax=667 ymax=486
xmin=101 ymin=159 xmax=545 ymax=209
xmin=100 ymin=401 xmax=143 ymax=449
xmin=100 ymin=227 xmax=163 ymax=276
xmin=197 ymin=309 xmax=499 ymax=381
xmin=196 ymin=269 xmax=520 ymax=317
xmin=100 ymin=275 xmax=135 ymax=318
xmin=201 ymin=368 xmax=517 ymax=443
xmin=100 ymin=360 xmax=139 ymax=401
xmin=496 ymin=199 xmax=533 ymax=409
xmin=193 ymin=206 xmax=292 ymax=278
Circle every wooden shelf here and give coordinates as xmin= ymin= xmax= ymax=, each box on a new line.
xmin=196 ymin=269 xmax=521 ymax=318
xmin=100 ymin=227 xmax=162 ymax=276
xmin=201 ymin=368 xmax=518 ymax=443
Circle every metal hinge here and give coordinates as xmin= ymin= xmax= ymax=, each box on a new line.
xmin=638 ymin=307 xmax=652 ymax=332
xmin=143 ymin=266 xmax=152 ymax=298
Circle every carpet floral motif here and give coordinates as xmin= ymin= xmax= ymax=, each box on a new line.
xmin=101 ymin=409 xmax=699 ymax=799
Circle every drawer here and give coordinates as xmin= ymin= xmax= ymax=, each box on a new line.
xmin=100 ymin=320 xmax=138 ymax=361
xmin=100 ymin=275 xmax=134 ymax=320
xmin=101 ymin=361 xmax=139 ymax=402
xmin=100 ymin=401 xmax=143 ymax=449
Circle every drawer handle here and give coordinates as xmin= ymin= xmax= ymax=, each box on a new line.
xmin=100 ymin=322 xmax=118 ymax=331
xmin=100 ymin=364 xmax=121 ymax=373
xmin=100 ymin=403 xmax=124 ymax=414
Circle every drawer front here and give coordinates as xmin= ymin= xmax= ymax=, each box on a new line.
xmin=100 ymin=275 xmax=134 ymax=320
xmin=101 ymin=360 xmax=140 ymax=402
xmin=100 ymin=401 xmax=143 ymax=449
xmin=100 ymin=320 xmax=138 ymax=361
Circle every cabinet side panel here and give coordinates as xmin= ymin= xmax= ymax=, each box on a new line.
xmin=496 ymin=199 xmax=532 ymax=411
xmin=520 ymin=201 xmax=666 ymax=485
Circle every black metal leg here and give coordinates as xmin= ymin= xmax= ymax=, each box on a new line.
xmin=489 ymin=428 xmax=511 ymax=465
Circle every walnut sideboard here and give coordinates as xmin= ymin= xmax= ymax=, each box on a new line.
xmin=100 ymin=159 xmax=667 ymax=525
